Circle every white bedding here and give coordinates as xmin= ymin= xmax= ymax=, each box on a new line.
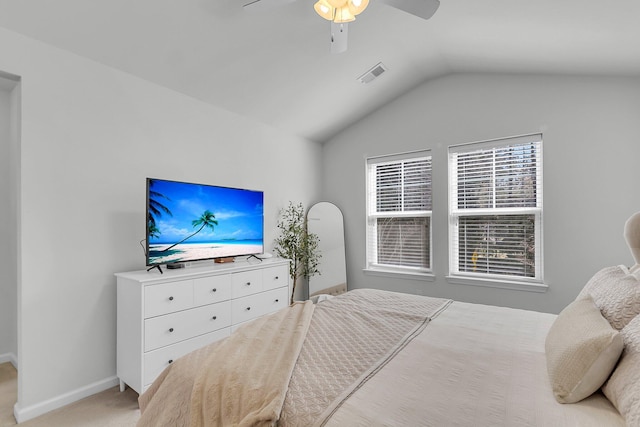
xmin=324 ymin=301 xmax=625 ymax=427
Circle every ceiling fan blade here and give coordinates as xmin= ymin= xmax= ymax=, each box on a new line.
xmin=242 ymin=0 xmax=296 ymax=13
xmin=330 ymin=22 xmax=348 ymax=54
xmin=382 ymin=0 xmax=440 ymax=20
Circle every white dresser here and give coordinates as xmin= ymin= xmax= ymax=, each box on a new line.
xmin=116 ymin=257 xmax=290 ymax=394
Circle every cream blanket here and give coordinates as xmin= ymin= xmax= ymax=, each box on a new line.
xmin=138 ymin=300 xmax=314 ymax=427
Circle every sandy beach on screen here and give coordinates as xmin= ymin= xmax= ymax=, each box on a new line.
xmin=149 ymin=242 xmax=262 ymax=264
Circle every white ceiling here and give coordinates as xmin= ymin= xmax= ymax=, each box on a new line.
xmin=0 ymin=0 xmax=639 ymax=142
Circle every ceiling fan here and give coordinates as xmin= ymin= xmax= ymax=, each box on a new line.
xmin=242 ymin=0 xmax=440 ymax=53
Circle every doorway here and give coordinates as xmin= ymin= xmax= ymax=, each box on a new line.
xmin=0 ymin=72 xmax=20 ymax=424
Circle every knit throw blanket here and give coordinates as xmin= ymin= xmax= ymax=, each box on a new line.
xmin=138 ymin=300 xmax=314 ymax=427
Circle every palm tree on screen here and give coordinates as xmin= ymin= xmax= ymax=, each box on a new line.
xmin=148 ymin=179 xmax=172 ymax=235
xmin=161 ymin=210 xmax=218 ymax=251
xmin=148 ymin=222 xmax=160 ymax=240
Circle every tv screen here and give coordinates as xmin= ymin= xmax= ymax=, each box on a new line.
xmin=146 ymin=178 xmax=264 ymax=266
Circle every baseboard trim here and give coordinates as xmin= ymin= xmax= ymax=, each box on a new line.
xmin=0 ymin=352 xmax=18 ymax=369
xmin=13 ymin=375 xmax=119 ymax=423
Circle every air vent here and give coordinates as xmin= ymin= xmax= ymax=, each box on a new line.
xmin=358 ymin=62 xmax=387 ymax=84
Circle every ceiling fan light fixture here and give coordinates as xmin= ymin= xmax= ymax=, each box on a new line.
xmin=348 ymin=0 xmax=369 ymax=15
xmin=314 ymin=0 xmax=364 ymax=24
xmin=314 ymin=0 xmax=335 ymax=20
xmin=334 ymin=5 xmax=355 ymax=23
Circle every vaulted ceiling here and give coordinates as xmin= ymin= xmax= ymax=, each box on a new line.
xmin=1 ymin=0 xmax=639 ymax=142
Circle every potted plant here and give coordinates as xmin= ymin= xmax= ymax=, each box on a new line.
xmin=273 ymin=202 xmax=321 ymax=304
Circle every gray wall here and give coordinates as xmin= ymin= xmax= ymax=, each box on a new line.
xmin=323 ymin=73 xmax=640 ymax=314
xmin=0 ymin=27 xmax=322 ymax=421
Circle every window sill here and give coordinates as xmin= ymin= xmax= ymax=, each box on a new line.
xmin=446 ymin=275 xmax=548 ymax=293
xmin=363 ymin=268 xmax=435 ymax=282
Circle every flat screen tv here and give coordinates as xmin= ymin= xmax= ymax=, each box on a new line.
xmin=146 ymin=178 xmax=264 ymax=267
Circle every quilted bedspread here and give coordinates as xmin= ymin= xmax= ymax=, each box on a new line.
xmin=280 ymin=289 xmax=451 ymax=426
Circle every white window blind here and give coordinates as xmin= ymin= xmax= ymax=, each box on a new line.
xmin=448 ymin=134 xmax=543 ymax=282
xmin=366 ymin=151 xmax=432 ymax=273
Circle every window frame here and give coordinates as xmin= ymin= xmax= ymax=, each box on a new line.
xmin=447 ymin=134 xmax=545 ymax=291
xmin=364 ymin=149 xmax=434 ymax=279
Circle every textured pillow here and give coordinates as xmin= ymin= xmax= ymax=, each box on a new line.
xmin=577 ymin=266 xmax=640 ymax=330
xmin=545 ymin=295 xmax=624 ymax=403
xmin=602 ymin=314 xmax=640 ymax=425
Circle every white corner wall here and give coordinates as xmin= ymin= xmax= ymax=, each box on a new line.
xmin=0 ymin=27 xmax=322 ymax=422
xmin=323 ymin=73 xmax=640 ymax=314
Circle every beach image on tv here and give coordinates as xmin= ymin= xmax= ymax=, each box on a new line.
xmin=147 ymin=178 xmax=264 ymax=265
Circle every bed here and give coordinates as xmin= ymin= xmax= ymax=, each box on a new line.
xmin=136 ymin=267 xmax=640 ymax=427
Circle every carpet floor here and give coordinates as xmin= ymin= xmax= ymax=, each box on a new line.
xmin=0 ymin=363 xmax=140 ymax=426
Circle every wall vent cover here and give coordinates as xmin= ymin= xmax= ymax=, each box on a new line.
xmin=358 ymin=62 xmax=387 ymax=84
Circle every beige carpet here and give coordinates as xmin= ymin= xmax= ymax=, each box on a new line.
xmin=0 ymin=363 xmax=140 ymax=427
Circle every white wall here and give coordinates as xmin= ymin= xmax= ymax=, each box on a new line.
xmin=323 ymin=73 xmax=640 ymax=315
xmin=0 ymin=27 xmax=322 ymax=421
xmin=0 ymin=77 xmax=19 ymax=366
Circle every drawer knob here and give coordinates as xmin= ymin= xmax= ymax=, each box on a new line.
xmin=212 ymin=316 xmax=217 ymax=320
xmin=212 ymin=288 xmax=217 ymax=292
xmin=246 ymin=282 xmax=251 ymax=286
xmin=169 ymin=296 xmax=174 ymax=301
xmin=169 ymin=328 xmax=174 ymax=333
xmin=246 ymin=307 xmax=251 ymax=311
xmin=275 ymin=299 xmax=279 ymax=302
xmin=275 ymin=276 xmax=279 ymax=280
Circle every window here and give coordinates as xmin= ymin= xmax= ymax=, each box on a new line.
xmin=448 ymin=134 xmax=543 ymax=285
xmin=366 ymin=150 xmax=432 ymax=275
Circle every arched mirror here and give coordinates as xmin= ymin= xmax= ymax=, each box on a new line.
xmin=307 ymin=202 xmax=347 ymax=298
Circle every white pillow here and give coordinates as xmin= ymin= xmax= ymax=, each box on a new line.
xmin=577 ymin=266 xmax=640 ymax=330
xmin=602 ymin=314 xmax=640 ymax=425
xmin=545 ymin=295 xmax=624 ymax=403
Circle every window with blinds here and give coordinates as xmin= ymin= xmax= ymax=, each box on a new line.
xmin=366 ymin=151 xmax=432 ymax=273
xmin=448 ymin=134 xmax=543 ymax=283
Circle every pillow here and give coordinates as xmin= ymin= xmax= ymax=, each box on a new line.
xmin=545 ymin=295 xmax=624 ymax=403
xmin=577 ymin=266 xmax=640 ymax=330
xmin=602 ymin=314 xmax=640 ymax=425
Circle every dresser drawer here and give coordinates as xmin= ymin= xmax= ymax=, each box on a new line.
xmin=262 ymin=287 xmax=289 ymax=315
xmin=262 ymin=265 xmax=289 ymax=292
xmin=144 ymin=301 xmax=232 ymax=351
xmin=194 ymin=275 xmax=232 ymax=306
xmin=143 ymin=327 xmax=230 ymax=389
xmin=231 ymin=269 xmax=263 ymax=298
xmin=231 ymin=287 xmax=288 ymax=324
xmin=145 ymin=280 xmax=193 ymax=318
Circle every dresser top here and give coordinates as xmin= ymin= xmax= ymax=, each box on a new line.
xmin=115 ymin=257 xmax=289 ymax=284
